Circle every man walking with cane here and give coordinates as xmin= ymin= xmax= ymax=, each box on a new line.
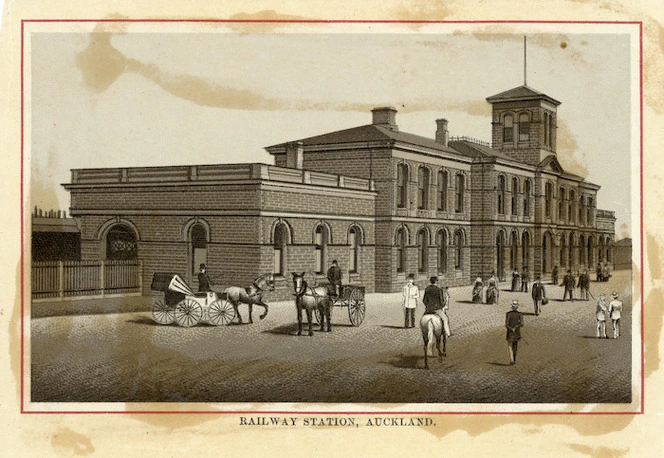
xmin=531 ymin=276 xmax=546 ymax=316
xmin=577 ymin=269 xmax=590 ymax=301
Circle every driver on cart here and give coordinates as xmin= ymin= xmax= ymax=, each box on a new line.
xmin=198 ymin=263 xmax=212 ymax=292
xmin=327 ymin=260 xmax=342 ymax=298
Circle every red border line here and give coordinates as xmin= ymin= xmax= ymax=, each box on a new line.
xmin=20 ymin=19 xmax=644 ymax=416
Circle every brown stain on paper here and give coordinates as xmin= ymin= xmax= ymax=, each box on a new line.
xmin=51 ymin=427 xmax=95 ymax=455
xmin=568 ymin=444 xmax=628 ymax=458
xmin=644 ymin=233 xmax=663 ymax=379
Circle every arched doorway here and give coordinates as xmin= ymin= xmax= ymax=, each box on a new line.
xmin=105 ymin=225 xmax=138 ymax=261
xmin=496 ymin=231 xmax=505 ymax=280
xmin=521 ymin=231 xmax=530 ymax=270
xmin=587 ymin=236 xmax=594 ymax=268
xmin=510 ymin=231 xmax=519 ymax=270
xmin=542 ymin=232 xmax=552 ymax=274
xmin=579 ymin=234 xmax=586 ymax=267
xmin=560 ymin=234 xmax=567 ymax=268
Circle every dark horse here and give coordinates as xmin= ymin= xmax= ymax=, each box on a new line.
xmin=291 ymin=272 xmax=332 ymax=336
xmin=224 ymin=273 xmax=275 ymax=324
xmin=419 ymin=313 xmax=447 ymax=369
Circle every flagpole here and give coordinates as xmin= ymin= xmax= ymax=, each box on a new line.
xmin=524 ymin=36 xmax=527 ymax=86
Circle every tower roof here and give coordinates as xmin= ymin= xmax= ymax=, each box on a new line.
xmin=486 ymin=85 xmax=561 ymax=106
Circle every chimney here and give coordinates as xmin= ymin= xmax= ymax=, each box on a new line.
xmin=285 ymin=141 xmax=304 ymax=169
xmin=436 ymin=118 xmax=449 ymax=147
xmin=372 ymin=107 xmax=399 ymax=132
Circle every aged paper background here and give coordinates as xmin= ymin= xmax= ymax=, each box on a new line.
xmin=1 ymin=0 xmax=662 ymax=456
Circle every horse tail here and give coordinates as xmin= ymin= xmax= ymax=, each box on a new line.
xmin=427 ymin=320 xmax=436 ymax=356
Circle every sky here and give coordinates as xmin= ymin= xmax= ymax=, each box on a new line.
xmin=29 ymin=26 xmax=634 ymax=237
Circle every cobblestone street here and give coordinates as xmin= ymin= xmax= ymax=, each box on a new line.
xmin=30 ymin=270 xmax=634 ymax=405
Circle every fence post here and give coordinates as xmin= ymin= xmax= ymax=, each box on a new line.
xmin=58 ymin=261 xmax=64 ymax=300
xmin=100 ymin=260 xmax=105 ymax=297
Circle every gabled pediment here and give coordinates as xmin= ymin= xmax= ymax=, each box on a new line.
xmin=539 ymin=155 xmax=564 ymax=174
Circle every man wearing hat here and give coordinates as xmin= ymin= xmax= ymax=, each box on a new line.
xmin=531 ymin=276 xmax=546 ymax=316
xmin=198 ymin=263 xmax=212 ymax=292
xmin=608 ymin=291 xmax=623 ymax=339
xmin=505 ymin=300 xmax=524 ymax=365
xmin=402 ymin=274 xmax=419 ymax=328
xmin=327 ymin=260 xmax=342 ymax=298
xmin=577 ymin=269 xmax=591 ymax=301
xmin=423 ymin=276 xmax=451 ymax=337
xmin=561 ymin=270 xmax=576 ymax=301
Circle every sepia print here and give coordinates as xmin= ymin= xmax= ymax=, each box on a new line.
xmin=25 ymin=21 xmax=640 ymax=411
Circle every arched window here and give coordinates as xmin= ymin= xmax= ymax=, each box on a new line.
xmin=569 ymin=190 xmax=576 ymax=224
xmin=579 ymin=196 xmax=585 ymax=225
xmin=560 ymin=234 xmax=567 ymax=267
xmin=559 ymin=187 xmax=566 ymax=222
xmin=273 ymin=223 xmax=289 ymax=276
xmin=496 ymin=231 xmax=506 ymax=278
xmin=396 ymin=227 xmax=406 ymax=273
xmin=314 ymin=224 xmax=329 ymax=274
xmin=511 ymin=177 xmax=519 ymax=216
xmin=437 ymin=229 xmax=448 ymax=274
xmin=417 ymin=228 xmax=428 ymax=273
xmin=545 ymin=182 xmax=553 ymax=218
xmin=348 ymin=226 xmax=360 ymax=273
xmin=417 ymin=167 xmax=430 ymax=210
xmin=544 ymin=113 xmax=550 ymax=147
xmin=437 ymin=170 xmax=448 ymax=211
xmin=549 ymin=115 xmax=555 ymax=147
xmin=503 ymin=114 xmax=514 ymax=143
xmin=498 ymin=175 xmax=506 ymax=214
xmin=524 ymin=180 xmax=531 ymax=216
xmin=587 ymin=236 xmax=593 ymax=266
xmin=518 ymin=112 xmax=530 ymax=142
xmin=587 ymin=197 xmax=594 ymax=225
xmin=190 ymin=223 xmax=208 ymax=277
xmin=396 ymin=163 xmax=408 ymax=209
xmin=455 ymin=173 xmax=465 ymax=213
xmin=106 ymin=225 xmax=138 ymax=261
xmin=454 ymin=229 xmax=464 ymax=269
xmin=579 ymin=234 xmax=586 ymax=266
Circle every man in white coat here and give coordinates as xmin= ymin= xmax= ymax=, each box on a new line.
xmin=402 ymin=274 xmax=419 ymax=328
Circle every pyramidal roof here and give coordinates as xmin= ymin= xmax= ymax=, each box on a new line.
xmin=486 ymin=85 xmax=561 ymax=106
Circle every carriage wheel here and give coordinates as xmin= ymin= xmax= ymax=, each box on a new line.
xmin=152 ymin=299 xmax=175 ymax=325
xmin=347 ymin=288 xmax=365 ymax=326
xmin=208 ymin=299 xmax=235 ymax=326
xmin=174 ymin=299 xmax=203 ymax=327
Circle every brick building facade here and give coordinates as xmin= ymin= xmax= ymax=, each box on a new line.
xmin=64 ymin=84 xmax=617 ymax=298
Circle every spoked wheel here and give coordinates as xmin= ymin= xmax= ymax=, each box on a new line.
xmin=347 ymin=288 xmax=365 ymax=327
xmin=152 ymin=299 xmax=175 ymax=325
xmin=208 ymin=299 xmax=235 ymax=326
xmin=174 ymin=299 xmax=203 ymax=327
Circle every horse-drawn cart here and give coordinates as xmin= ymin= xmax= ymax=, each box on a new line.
xmin=314 ymin=284 xmax=366 ymax=327
xmin=150 ymin=273 xmax=235 ymax=327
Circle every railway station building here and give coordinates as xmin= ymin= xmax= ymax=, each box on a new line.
xmin=64 ymin=84 xmax=617 ymax=300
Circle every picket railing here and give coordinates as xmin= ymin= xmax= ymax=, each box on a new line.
xmin=32 ymin=260 xmax=142 ymax=300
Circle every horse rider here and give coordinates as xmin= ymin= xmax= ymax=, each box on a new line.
xmin=505 ymin=300 xmax=524 ymax=365
xmin=327 ymin=260 xmax=342 ymax=298
xmin=423 ymin=276 xmax=451 ymax=338
xmin=198 ymin=263 xmax=212 ymax=292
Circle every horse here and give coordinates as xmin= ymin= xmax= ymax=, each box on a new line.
xmin=420 ymin=313 xmax=447 ymax=369
xmin=223 ymin=273 xmax=275 ymax=324
xmin=291 ymin=272 xmax=332 ymax=336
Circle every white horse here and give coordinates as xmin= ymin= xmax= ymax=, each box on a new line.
xmin=420 ymin=313 xmax=447 ymax=369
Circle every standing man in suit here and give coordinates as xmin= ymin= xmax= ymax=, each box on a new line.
xmin=561 ymin=270 xmax=576 ymax=301
xmin=423 ymin=276 xmax=451 ymax=338
xmin=505 ymin=300 xmax=524 ymax=365
xmin=552 ymin=265 xmax=559 ymax=285
xmin=577 ymin=269 xmax=591 ymax=301
xmin=531 ymin=276 xmax=546 ymax=316
xmin=520 ymin=267 xmax=530 ymax=292
xmin=402 ymin=274 xmax=419 ymax=328
xmin=327 ymin=260 xmax=342 ymax=298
